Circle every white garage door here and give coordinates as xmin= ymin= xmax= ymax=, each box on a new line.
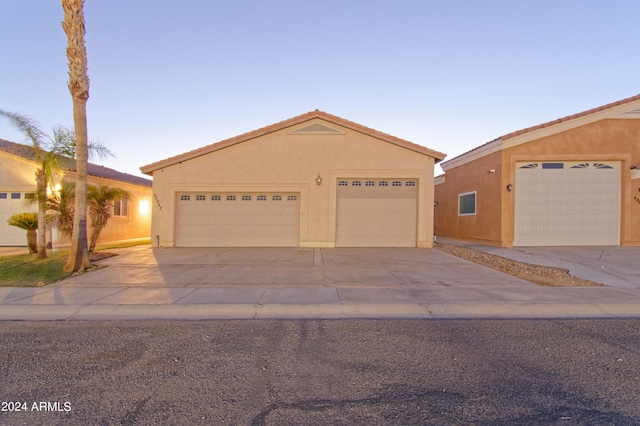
xmin=514 ymin=161 xmax=620 ymax=246
xmin=1 ymin=191 xmax=37 ymax=246
xmin=336 ymin=179 xmax=417 ymax=247
xmin=175 ymin=192 xmax=299 ymax=247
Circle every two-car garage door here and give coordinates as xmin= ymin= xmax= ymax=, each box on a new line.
xmin=175 ymin=192 xmax=299 ymax=247
xmin=514 ymin=161 xmax=620 ymax=246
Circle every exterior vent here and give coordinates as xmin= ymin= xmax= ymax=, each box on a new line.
xmin=290 ymin=123 xmax=343 ymax=134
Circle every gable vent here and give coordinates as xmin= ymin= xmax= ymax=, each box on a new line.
xmin=290 ymin=123 xmax=343 ymax=134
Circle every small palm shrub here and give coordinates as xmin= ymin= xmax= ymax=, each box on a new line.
xmin=7 ymin=212 xmax=39 ymax=254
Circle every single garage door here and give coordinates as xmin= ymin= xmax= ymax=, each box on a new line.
xmin=1 ymin=191 xmax=37 ymax=246
xmin=336 ymin=179 xmax=417 ymax=247
xmin=175 ymin=192 xmax=299 ymax=247
xmin=514 ymin=161 xmax=620 ymax=246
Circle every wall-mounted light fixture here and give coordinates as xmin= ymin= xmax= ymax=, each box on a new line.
xmin=488 ymin=169 xmax=496 ymax=174
xmin=506 ymin=184 xmax=513 ymax=192
xmin=315 ymin=173 xmax=323 ymax=185
xmin=434 ymin=201 xmax=439 ymax=206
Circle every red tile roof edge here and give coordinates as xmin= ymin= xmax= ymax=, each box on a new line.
xmin=442 ymin=93 xmax=640 ymax=165
xmin=140 ymin=110 xmax=446 ymax=174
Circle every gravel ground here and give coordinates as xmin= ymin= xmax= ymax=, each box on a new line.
xmin=434 ymin=243 xmax=603 ymax=287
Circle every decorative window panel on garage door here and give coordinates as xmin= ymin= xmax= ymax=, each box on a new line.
xmin=175 ymin=192 xmax=299 ymax=247
xmin=336 ymin=179 xmax=417 ymax=247
xmin=514 ymin=161 xmax=620 ymax=246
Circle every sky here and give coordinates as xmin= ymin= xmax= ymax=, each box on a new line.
xmin=1 ymin=1 xmax=638 ymax=179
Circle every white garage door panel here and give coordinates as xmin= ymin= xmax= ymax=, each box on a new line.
xmin=176 ymin=193 xmax=299 ymax=247
xmin=514 ymin=162 xmax=620 ymax=246
xmin=1 ymin=192 xmax=37 ymax=246
xmin=336 ymin=179 xmax=417 ymax=247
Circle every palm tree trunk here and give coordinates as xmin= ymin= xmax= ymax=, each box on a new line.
xmin=35 ymin=166 xmax=48 ymax=259
xmin=26 ymin=230 xmax=37 ymax=254
xmin=62 ymin=0 xmax=91 ymax=272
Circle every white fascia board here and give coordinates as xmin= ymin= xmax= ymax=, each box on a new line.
xmin=440 ymin=139 xmax=503 ymax=172
xmin=631 ymin=169 xmax=640 ymax=180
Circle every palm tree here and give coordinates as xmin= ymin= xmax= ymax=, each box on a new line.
xmin=0 ymin=110 xmax=60 ymax=259
xmin=47 ymin=180 xmax=76 ymax=238
xmin=62 ymin=0 xmax=91 ymax=272
xmin=87 ymin=185 xmax=130 ymax=253
xmin=7 ymin=212 xmax=54 ymax=254
xmin=51 ymin=125 xmax=114 ymax=161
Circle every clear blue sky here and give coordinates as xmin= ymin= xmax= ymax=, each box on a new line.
xmin=1 ymin=1 xmax=638 ymax=178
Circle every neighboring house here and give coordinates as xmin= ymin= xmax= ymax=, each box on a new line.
xmin=141 ymin=110 xmax=446 ymax=248
xmin=435 ymin=94 xmax=640 ymax=247
xmin=0 ymin=138 xmax=152 ymax=247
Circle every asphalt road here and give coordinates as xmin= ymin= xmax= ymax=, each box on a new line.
xmin=1 ymin=319 xmax=639 ymax=425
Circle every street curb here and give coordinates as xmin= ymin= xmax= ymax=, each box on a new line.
xmin=0 ymin=303 xmax=639 ymax=321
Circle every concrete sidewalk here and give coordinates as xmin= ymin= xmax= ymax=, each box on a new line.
xmin=2 ymin=244 xmax=640 ymax=320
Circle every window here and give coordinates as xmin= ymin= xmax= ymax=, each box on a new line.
xmin=287 ymin=195 xmax=297 ymax=201
xmin=227 ymin=195 xmax=236 ymax=201
xmin=392 ymin=181 xmax=402 ymax=187
xmin=458 ymin=191 xmax=476 ymax=216
xmin=272 ymin=195 xmax=282 ymax=201
xmin=0 ymin=193 xmax=7 ymax=199
xmin=195 ymin=195 xmax=206 ymax=201
xmin=338 ymin=180 xmax=348 ymax=186
xmin=379 ymin=181 xmax=388 ymax=187
xmin=365 ymin=181 xmax=375 ymax=187
xmin=11 ymin=193 xmax=21 ymax=199
xmin=242 ymin=195 xmax=252 ymax=201
xmin=114 ymin=197 xmax=129 ymax=217
xmin=406 ymin=181 xmax=416 ymax=187
xmin=211 ymin=195 xmax=221 ymax=201
xmin=352 ymin=181 xmax=361 ymax=186
xmin=180 ymin=195 xmax=190 ymax=201
xmin=257 ymin=195 xmax=267 ymax=201
xmin=542 ymin=163 xmax=564 ymax=169
xmin=25 ymin=193 xmax=36 ymax=200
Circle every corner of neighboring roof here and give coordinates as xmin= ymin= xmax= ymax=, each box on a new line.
xmin=439 ymin=93 xmax=640 ymax=171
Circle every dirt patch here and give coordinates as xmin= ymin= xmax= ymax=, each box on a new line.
xmin=434 ymin=243 xmax=603 ymax=287
xmin=90 ymin=252 xmax=118 ymax=262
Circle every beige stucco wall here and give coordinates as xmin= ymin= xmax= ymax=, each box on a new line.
xmin=1 ymin=152 xmax=152 ymax=247
xmin=148 ymin=118 xmax=436 ymax=247
xmin=435 ymin=118 xmax=640 ymax=246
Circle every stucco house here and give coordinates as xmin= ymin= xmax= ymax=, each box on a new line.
xmin=1 ymin=138 xmax=152 ymax=248
xmin=141 ymin=110 xmax=445 ymax=248
xmin=434 ymin=94 xmax=640 ymax=247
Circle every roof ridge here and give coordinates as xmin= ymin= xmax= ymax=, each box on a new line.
xmin=140 ymin=111 xmax=445 ymax=174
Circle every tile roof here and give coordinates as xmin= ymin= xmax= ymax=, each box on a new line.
xmin=0 ymin=138 xmax=152 ymax=187
xmin=140 ymin=110 xmax=446 ymax=174
xmin=442 ymin=93 xmax=640 ymax=166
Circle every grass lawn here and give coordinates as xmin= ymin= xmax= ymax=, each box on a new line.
xmin=0 ymin=251 xmax=69 ymax=287
xmin=0 ymin=239 xmax=149 ymax=287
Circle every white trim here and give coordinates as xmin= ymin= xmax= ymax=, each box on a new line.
xmin=441 ymin=97 xmax=640 ymax=170
xmin=458 ymin=191 xmax=477 ymax=216
xmin=632 ymin=169 xmax=640 ymax=180
xmin=441 ymin=139 xmax=502 ymax=171
xmin=434 ymin=175 xmax=445 ymax=185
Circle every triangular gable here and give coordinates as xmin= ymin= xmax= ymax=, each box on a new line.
xmin=140 ymin=110 xmax=446 ymax=175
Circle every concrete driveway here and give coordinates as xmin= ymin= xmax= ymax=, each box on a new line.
xmin=1 ymin=245 xmax=640 ymax=320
